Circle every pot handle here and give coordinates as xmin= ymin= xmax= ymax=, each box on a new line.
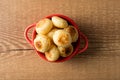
xmin=24 ymin=23 xmax=36 ymax=46
xmin=78 ymin=32 xmax=88 ymax=54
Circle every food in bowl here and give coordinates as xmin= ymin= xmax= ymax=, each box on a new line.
xmin=34 ymin=16 xmax=78 ymax=61
xmin=34 ymin=34 xmax=52 ymax=53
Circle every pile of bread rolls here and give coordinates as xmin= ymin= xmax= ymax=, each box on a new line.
xmin=34 ymin=16 xmax=78 ymax=61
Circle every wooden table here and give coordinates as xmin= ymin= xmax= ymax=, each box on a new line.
xmin=0 ymin=0 xmax=120 ymax=80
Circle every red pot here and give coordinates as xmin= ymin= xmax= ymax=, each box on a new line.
xmin=24 ymin=14 xmax=88 ymax=62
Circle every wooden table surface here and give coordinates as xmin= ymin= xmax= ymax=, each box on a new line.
xmin=0 ymin=0 xmax=120 ymax=80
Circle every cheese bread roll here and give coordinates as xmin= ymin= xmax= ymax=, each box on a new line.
xmin=58 ymin=44 xmax=73 ymax=57
xmin=45 ymin=45 xmax=60 ymax=61
xmin=53 ymin=30 xmax=72 ymax=47
xmin=52 ymin=16 xmax=68 ymax=28
xmin=64 ymin=25 xmax=78 ymax=42
xmin=34 ymin=34 xmax=52 ymax=53
xmin=47 ymin=28 xmax=59 ymax=40
xmin=36 ymin=18 xmax=53 ymax=34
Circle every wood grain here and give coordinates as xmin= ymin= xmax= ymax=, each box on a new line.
xmin=0 ymin=0 xmax=120 ymax=80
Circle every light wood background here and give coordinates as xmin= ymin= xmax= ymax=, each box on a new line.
xmin=0 ymin=0 xmax=120 ymax=80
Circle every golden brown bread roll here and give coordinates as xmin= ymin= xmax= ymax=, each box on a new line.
xmin=64 ymin=25 xmax=78 ymax=42
xmin=36 ymin=18 xmax=53 ymax=34
xmin=47 ymin=28 xmax=59 ymax=40
xmin=53 ymin=30 xmax=72 ymax=47
xmin=45 ymin=45 xmax=60 ymax=61
xmin=34 ymin=34 xmax=52 ymax=53
xmin=58 ymin=44 xmax=73 ymax=57
xmin=52 ymin=16 xmax=68 ymax=28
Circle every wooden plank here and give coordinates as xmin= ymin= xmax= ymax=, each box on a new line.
xmin=0 ymin=0 xmax=120 ymax=80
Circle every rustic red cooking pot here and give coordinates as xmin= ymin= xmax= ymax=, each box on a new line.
xmin=24 ymin=14 xmax=88 ymax=62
